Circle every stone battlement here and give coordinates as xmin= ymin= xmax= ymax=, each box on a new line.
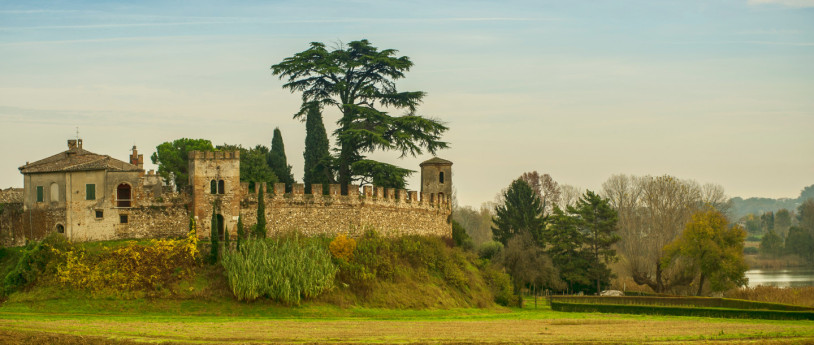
xmin=241 ymin=182 xmax=451 ymax=209
xmin=188 ymin=151 xmax=240 ymax=160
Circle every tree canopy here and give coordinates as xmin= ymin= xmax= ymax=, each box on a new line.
xmin=303 ymin=103 xmax=333 ymax=193
xmin=271 ymin=39 xmax=448 ymax=192
xmin=151 ymin=138 xmax=215 ymax=192
xmin=567 ymin=190 xmax=619 ymax=293
xmin=491 ymin=179 xmax=546 ymax=246
xmin=662 ymin=208 xmax=748 ymax=295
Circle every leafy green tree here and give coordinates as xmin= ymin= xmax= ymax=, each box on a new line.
xmin=451 ymin=219 xmax=473 ymax=250
xmin=271 ymin=39 xmax=448 ymax=192
xmin=567 ymin=190 xmax=619 ymax=293
xmin=216 ymin=144 xmax=279 ymax=191
xmin=269 ymin=128 xmax=295 ymax=190
xmin=491 ymin=179 xmax=546 ymax=246
xmin=302 ymin=102 xmax=334 ymax=193
xmin=760 ymin=230 xmax=784 ymax=257
xmin=254 ymin=187 xmax=267 ymax=239
xmin=546 ymin=206 xmax=592 ymax=293
xmin=209 ymin=205 xmax=219 ymax=264
xmin=785 ymin=226 xmax=813 ymax=262
xmin=761 ymin=211 xmax=775 ymax=233
xmin=662 ymin=209 xmax=748 ymax=295
xmin=151 ymin=138 xmax=214 ymax=191
xmin=499 ymin=232 xmax=564 ymax=307
xmin=351 ymin=159 xmax=413 ymax=189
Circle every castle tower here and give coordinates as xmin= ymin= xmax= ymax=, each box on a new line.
xmin=419 ymin=157 xmax=452 ymax=204
xmin=188 ymin=151 xmax=241 ymax=240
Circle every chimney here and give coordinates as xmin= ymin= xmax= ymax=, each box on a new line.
xmin=67 ymin=139 xmax=77 ymax=150
xmin=130 ymin=146 xmax=144 ymax=169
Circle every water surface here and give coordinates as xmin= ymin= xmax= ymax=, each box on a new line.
xmin=745 ymin=267 xmax=814 ymax=288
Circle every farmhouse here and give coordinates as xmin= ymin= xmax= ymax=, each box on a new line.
xmin=0 ymin=139 xmax=452 ymax=246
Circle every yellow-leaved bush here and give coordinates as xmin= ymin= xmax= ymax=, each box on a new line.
xmin=55 ymin=224 xmax=199 ymax=292
xmin=329 ymin=234 xmax=356 ymax=261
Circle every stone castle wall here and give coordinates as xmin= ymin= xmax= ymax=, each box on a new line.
xmin=235 ymin=183 xmax=451 ymax=239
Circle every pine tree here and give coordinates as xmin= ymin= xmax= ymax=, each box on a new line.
xmin=236 ymin=214 xmax=244 ymax=251
xmin=269 ymin=127 xmax=295 ymax=191
xmin=491 ymin=179 xmax=546 ymax=246
xmin=209 ymin=205 xmax=219 ymax=264
xmin=547 ymin=206 xmax=592 ymax=292
xmin=255 ymin=187 xmax=267 ymax=239
xmin=303 ymin=103 xmax=332 ymax=194
xmin=567 ymin=190 xmax=619 ymax=294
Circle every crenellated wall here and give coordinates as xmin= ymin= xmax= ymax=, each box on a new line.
xmin=235 ymin=182 xmax=452 ymax=239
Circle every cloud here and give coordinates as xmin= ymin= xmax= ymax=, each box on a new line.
xmin=747 ymin=0 xmax=814 ymax=8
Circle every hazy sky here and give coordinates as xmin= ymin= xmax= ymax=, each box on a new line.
xmin=1 ymin=0 xmax=812 ymax=208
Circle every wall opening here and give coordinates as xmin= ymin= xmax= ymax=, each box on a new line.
xmin=216 ymin=214 xmax=225 ymax=240
xmin=55 ymin=224 xmax=65 ymax=234
xmin=218 ymin=180 xmax=225 ymax=194
xmin=210 ymin=180 xmax=217 ymax=194
xmin=120 ymin=214 xmax=129 ymax=224
xmin=439 ymin=171 xmax=444 ymax=184
xmin=116 ymin=183 xmax=132 ymax=208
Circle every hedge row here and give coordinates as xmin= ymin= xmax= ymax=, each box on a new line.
xmin=549 ymin=296 xmax=814 ymax=311
xmin=550 ymin=301 xmax=814 ymax=320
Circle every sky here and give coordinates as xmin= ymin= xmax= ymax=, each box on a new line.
xmin=1 ymin=0 xmax=812 ymax=208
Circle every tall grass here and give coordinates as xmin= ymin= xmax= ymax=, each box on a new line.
xmin=221 ymin=235 xmax=337 ymax=304
xmin=726 ymin=286 xmax=814 ymax=308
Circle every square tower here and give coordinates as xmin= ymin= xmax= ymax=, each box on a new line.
xmin=419 ymin=157 xmax=452 ymax=204
xmin=188 ymin=151 xmax=241 ymax=239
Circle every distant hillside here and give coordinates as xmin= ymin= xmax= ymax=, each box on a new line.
xmin=730 ymin=184 xmax=814 ymax=220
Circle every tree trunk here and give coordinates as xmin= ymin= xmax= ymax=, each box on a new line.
xmin=655 ymin=261 xmax=664 ymax=293
xmin=696 ymin=273 xmax=705 ymax=296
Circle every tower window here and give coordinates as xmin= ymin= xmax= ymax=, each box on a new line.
xmin=218 ymin=180 xmax=225 ymax=194
xmin=439 ymin=172 xmax=444 ymax=184
xmin=210 ymin=180 xmax=217 ymax=194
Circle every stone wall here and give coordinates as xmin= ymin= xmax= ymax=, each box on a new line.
xmin=236 ymin=183 xmax=452 ymax=239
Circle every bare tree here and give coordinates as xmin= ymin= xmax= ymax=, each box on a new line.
xmin=520 ymin=171 xmax=561 ymax=216
xmin=558 ymin=184 xmax=583 ymax=210
xmin=601 ymin=174 xmax=728 ymax=293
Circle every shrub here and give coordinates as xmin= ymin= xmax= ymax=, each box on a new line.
xmin=482 ymin=266 xmax=515 ymax=306
xmin=477 ymin=241 xmax=503 ymax=260
xmin=3 ymin=233 xmax=71 ymax=295
xmin=329 ymin=234 xmax=356 ymax=261
xmin=452 ymin=220 xmax=474 ymax=251
xmin=55 ymin=237 xmax=198 ymax=292
xmin=743 ymin=247 xmax=759 ymax=255
xmin=221 ymin=235 xmax=337 ymax=304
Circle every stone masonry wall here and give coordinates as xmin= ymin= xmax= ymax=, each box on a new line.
xmin=237 ymin=183 xmax=452 ymax=239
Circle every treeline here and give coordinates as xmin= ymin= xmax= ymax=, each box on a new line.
xmin=752 ymin=200 xmax=814 ymax=263
xmin=455 ymin=172 xmax=749 ymax=297
xmin=730 ymin=184 xmax=814 ymax=220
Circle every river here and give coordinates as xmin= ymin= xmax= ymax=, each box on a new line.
xmin=745 ymin=267 xmax=814 ymax=288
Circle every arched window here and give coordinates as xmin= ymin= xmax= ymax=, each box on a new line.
xmin=439 ymin=171 xmax=445 ymax=184
xmin=218 ymin=180 xmax=225 ymax=194
xmin=210 ymin=180 xmax=217 ymax=194
xmin=116 ymin=183 xmax=132 ymax=208
xmin=50 ymin=183 xmax=59 ymax=203
xmin=438 ymin=192 xmax=444 ymax=202
xmin=55 ymin=224 xmax=65 ymax=234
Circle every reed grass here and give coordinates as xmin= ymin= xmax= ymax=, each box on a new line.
xmin=221 ymin=235 xmax=337 ymax=304
xmin=726 ymin=286 xmax=814 ymax=308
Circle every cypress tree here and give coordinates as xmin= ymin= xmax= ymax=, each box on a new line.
xmin=303 ymin=103 xmax=332 ymax=194
xmin=255 ymin=186 xmax=267 ymax=238
xmin=269 ymin=127 xmax=295 ymax=191
xmin=209 ymin=205 xmax=219 ymax=264
xmin=236 ymin=214 xmax=243 ymax=251
xmin=224 ymin=224 xmax=230 ymax=250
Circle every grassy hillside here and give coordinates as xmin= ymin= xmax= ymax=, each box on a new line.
xmin=0 ymin=231 xmax=512 ymax=310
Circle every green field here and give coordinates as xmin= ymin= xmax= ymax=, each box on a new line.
xmin=1 ymin=297 xmax=813 ymax=344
